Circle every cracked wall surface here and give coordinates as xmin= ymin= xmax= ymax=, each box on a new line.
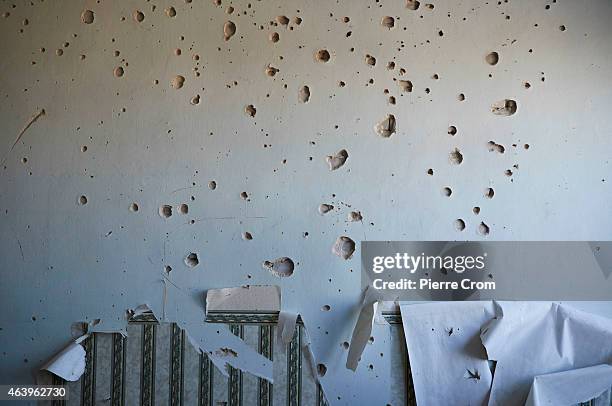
xmin=1 ymin=0 xmax=612 ymax=403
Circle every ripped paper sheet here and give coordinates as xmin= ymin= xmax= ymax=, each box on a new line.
xmin=70 ymin=299 xmax=274 ymax=382
xmin=299 ymin=315 xmax=319 ymax=383
xmin=153 ymin=280 xmax=276 ymax=382
xmin=346 ymin=286 xmax=386 ymax=371
xmin=525 ymin=364 xmax=612 ymax=406
xmin=205 ymin=286 xmax=321 ymax=391
xmin=399 ymin=302 xmax=495 ymax=406
xmin=40 ymin=334 xmax=88 ymax=381
xmin=179 ymin=319 xmax=273 ymax=381
xmin=399 ymin=301 xmax=612 ymax=406
xmin=206 ymin=285 xmax=280 ymax=313
xmin=129 ymin=303 xmax=154 ymax=319
xmin=278 ymin=284 xmax=330 ymax=404
xmin=482 ymin=302 xmax=612 ymax=406
xmin=282 ymin=312 xmax=327 ymax=403
xmin=277 ymin=311 xmax=299 ymax=345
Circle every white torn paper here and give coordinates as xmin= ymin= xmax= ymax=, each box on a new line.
xmin=204 ymin=286 xmax=321 ymax=387
xmin=346 ymin=286 xmax=386 ymax=371
xmin=277 ymin=311 xmax=299 ymax=345
xmin=276 ymin=305 xmax=328 ymax=403
xmin=40 ymin=334 xmax=88 ymax=381
xmin=525 ymin=364 xmax=612 ymax=406
xmin=299 ymin=317 xmax=318 ymax=379
xmin=178 ymin=319 xmax=274 ymax=381
xmin=206 ymin=285 xmax=280 ymax=313
xmin=398 ymin=301 xmax=612 ymax=406
xmin=159 ymin=281 xmax=275 ymax=382
xmin=482 ymin=301 xmax=612 ymax=405
xmin=128 ymin=303 xmax=155 ymax=320
xmin=399 ymin=302 xmax=495 ymax=405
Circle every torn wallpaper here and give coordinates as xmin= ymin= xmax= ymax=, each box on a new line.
xmin=400 ymin=302 xmax=495 ymax=406
xmin=162 ymin=281 xmax=275 ymax=381
xmin=483 ymin=302 xmax=612 ymax=406
xmin=400 ymin=301 xmax=612 ymax=406
xmin=524 ymin=364 xmax=612 ymax=406
xmin=346 ymin=286 xmax=385 ymax=371
xmin=40 ymin=335 xmax=88 ymax=382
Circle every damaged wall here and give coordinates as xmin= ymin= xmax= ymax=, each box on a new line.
xmin=1 ymin=0 xmax=612 ymax=403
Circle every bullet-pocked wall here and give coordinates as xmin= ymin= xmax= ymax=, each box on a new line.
xmin=1 ymin=0 xmax=612 ymax=403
